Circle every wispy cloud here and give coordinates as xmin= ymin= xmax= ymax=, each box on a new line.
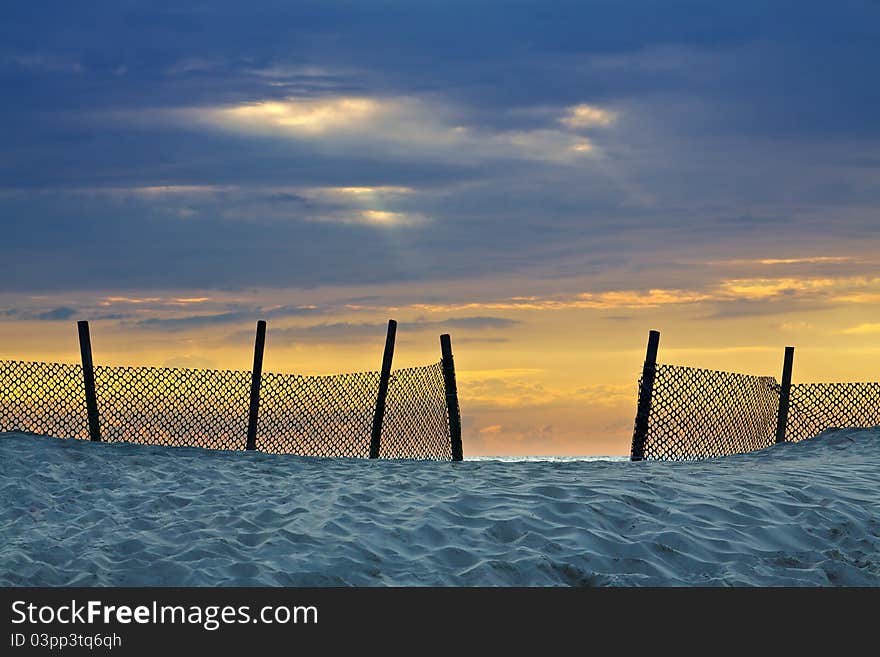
xmin=243 ymin=315 xmax=519 ymax=343
xmin=412 ymin=288 xmax=712 ymax=312
xmin=712 ymin=256 xmax=855 ymax=266
xmin=841 ymin=323 xmax=880 ymax=335
xmin=310 ymin=209 xmax=429 ymax=227
xmin=137 ymin=305 xmax=320 ymax=330
xmin=0 ymin=306 xmax=79 ymax=322
xmin=410 ymin=276 xmax=880 ymax=315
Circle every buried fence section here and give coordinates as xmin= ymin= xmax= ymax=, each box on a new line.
xmin=785 ymin=381 xmax=880 ymax=443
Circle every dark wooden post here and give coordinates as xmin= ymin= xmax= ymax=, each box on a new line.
xmin=370 ymin=320 xmax=397 ymax=459
xmin=440 ymin=334 xmax=463 ymax=461
xmin=246 ymin=320 xmax=267 ymax=451
xmin=775 ymin=346 xmax=795 ymax=444
xmin=77 ymin=320 xmax=101 ymax=442
xmin=631 ymin=329 xmax=660 ymax=461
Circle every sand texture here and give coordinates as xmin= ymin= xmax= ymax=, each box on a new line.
xmin=1 ymin=429 xmax=878 ymax=586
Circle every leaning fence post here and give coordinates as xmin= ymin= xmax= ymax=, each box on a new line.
xmin=631 ymin=329 xmax=660 ymax=461
xmin=369 ymin=319 xmax=397 ymax=459
xmin=77 ymin=320 xmax=102 ymax=442
xmin=775 ymin=346 xmax=795 ymax=444
xmin=246 ymin=320 xmax=267 ymax=451
xmin=440 ymin=334 xmax=463 ymax=461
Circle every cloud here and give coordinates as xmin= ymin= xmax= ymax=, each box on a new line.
xmin=559 ymin=104 xmax=616 ymax=128
xmin=410 ymin=275 xmax=880 ymax=318
xmin=310 ymin=209 xmax=428 ymax=227
xmin=196 ymin=97 xmax=386 ymax=136
xmin=841 ymin=323 xmax=880 ymax=335
xmin=411 ymin=288 xmax=712 ymax=312
xmin=1 ymin=0 xmax=879 ymax=300
xmin=442 ymin=316 xmax=518 ymax=330
xmin=136 ymin=305 xmax=320 ymax=330
xmin=315 ymin=186 xmax=414 ymax=196
xmin=711 ymin=256 xmax=855 ymax=266
xmin=34 ymin=307 xmax=77 ymax=321
xmin=253 ymin=315 xmax=519 ymax=343
xmin=756 ymin=257 xmax=853 ymax=265
xmin=0 ymin=306 xmax=78 ymax=321
xmin=138 ymin=311 xmax=252 ymax=330
xmin=149 ymin=93 xmax=610 ymax=165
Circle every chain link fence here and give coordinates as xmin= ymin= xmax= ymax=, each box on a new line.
xmin=633 ymin=362 xmax=880 ymax=461
xmin=0 ymin=358 xmax=454 ymax=460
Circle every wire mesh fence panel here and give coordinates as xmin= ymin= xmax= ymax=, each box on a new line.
xmin=94 ymin=365 xmax=252 ymax=450
xmin=0 ymin=360 xmax=89 ymax=440
xmin=257 ymin=369 xmax=380 ymax=457
xmin=786 ymin=382 xmax=880 ymax=443
xmin=379 ymin=362 xmax=451 ymax=460
xmin=640 ymin=363 xmax=780 ymax=460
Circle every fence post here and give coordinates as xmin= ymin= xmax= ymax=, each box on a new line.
xmin=440 ymin=334 xmax=463 ymax=462
xmin=246 ymin=320 xmax=267 ymax=451
xmin=77 ymin=320 xmax=102 ymax=442
xmin=370 ymin=319 xmax=397 ymax=459
xmin=631 ymin=329 xmax=660 ymax=461
xmin=775 ymin=346 xmax=795 ymax=444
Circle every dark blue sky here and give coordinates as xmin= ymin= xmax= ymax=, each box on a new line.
xmin=1 ymin=0 xmax=878 ymax=293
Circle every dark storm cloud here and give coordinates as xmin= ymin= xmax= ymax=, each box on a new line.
xmin=1 ymin=1 xmax=878 ymax=293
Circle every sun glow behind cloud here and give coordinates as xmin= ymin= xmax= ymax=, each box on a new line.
xmin=170 ymin=95 xmax=615 ymax=163
xmin=309 ymin=209 xmax=427 ymax=227
xmin=207 ymin=97 xmax=384 ymax=135
xmin=560 ymin=104 xmax=617 ymax=128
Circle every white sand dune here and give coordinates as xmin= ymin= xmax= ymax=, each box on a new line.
xmin=1 ymin=429 xmax=878 ymax=586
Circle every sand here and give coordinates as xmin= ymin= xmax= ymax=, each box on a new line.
xmin=1 ymin=428 xmax=878 ymax=586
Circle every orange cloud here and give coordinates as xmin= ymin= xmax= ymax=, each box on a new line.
xmin=841 ymin=323 xmax=880 ymax=335
xmin=404 ymin=274 xmax=880 ymax=318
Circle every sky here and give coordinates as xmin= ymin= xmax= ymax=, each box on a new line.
xmin=1 ymin=1 xmax=879 ymax=455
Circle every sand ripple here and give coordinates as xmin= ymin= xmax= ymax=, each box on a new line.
xmin=1 ymin=428 xmax=878 ymax=586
